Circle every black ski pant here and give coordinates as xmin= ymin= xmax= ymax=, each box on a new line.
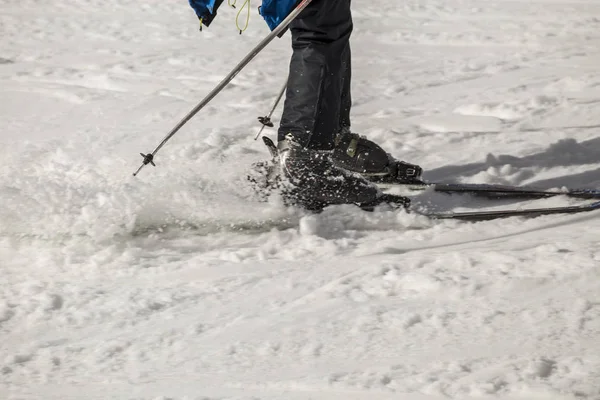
xmin=278 ymin=0 xmax=352 ymax=151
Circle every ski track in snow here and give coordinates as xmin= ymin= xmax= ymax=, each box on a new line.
xmin=2 ymin=0 xmax=600 ymax=399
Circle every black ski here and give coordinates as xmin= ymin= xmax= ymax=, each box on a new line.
xmin=379 ymin=181 xmax=600 ymax=200
xmin=418 ymin=200 xmax=600 ymax=221
xmin=256 ymin=137 xmax=600 ymax=221
xmin=259 ymin=136 xmax=600 ymax=201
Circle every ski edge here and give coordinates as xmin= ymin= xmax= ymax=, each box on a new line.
xmin=417 ymin=200 xmax=600 ymax=221
xmin=378 ymin=181 xmax=600 ymax=200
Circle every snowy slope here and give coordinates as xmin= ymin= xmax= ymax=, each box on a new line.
xmin=2 ymin=0 xmax=600 ymax=399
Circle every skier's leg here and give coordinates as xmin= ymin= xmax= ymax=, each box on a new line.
xmin=274 ymin=0 xmax=409 ymax=209
xmin=278 ymin=0 xmax=352 ymax=150
xmin=268 ymin=0 xmax=411 ymax=209
xmin=279 ymin=0 xmax=422 ymax=182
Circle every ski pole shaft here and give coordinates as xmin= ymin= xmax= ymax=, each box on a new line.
xmin=133 ymin=0 xmax=314 ymax=176
xmin=254 ymin=77 xmax=288 ymax=140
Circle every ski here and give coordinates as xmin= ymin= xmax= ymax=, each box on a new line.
xmin=379 ymin=181 xmax=600 ymax=200
xmin=255 ymin=137 xmax=600 ymax=220
xmin=418 ymin=200 xmax=600 ymax=221
xmin=259 ymin=136 xmax=600 ymax=201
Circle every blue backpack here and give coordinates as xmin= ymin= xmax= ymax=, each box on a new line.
xmin=188 ymin=0 xmax=298 ymax=31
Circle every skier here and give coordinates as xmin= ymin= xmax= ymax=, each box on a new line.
xmin=188 ymin=0 xmax=422 ymax=210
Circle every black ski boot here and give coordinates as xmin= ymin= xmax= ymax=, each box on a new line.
xmin=277 ymin=136 xmax=409 ymax=211
xmin=332 ymin=131 xmax=423 ymax=184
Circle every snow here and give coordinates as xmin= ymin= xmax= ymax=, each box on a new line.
xmin=2 ymin=0 xmax=600 ymax=399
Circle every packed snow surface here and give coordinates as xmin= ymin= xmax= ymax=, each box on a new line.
xmin=2 ymin=0 xmax=600 ymax=399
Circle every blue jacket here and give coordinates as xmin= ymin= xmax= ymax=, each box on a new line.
xmin=188 ymin=0 xmax=298 ymax=31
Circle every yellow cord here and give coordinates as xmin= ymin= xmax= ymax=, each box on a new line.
xmin=228 ymin=0 xmax=251 ymax=34
xmin=198 ymin=17 xmax=203 ymax=31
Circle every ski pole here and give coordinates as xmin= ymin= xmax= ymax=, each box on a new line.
xmin=255 ymin=77 xmax=288 ymax=140
xmin=133 ymin=0 xmax=314 ymax=177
